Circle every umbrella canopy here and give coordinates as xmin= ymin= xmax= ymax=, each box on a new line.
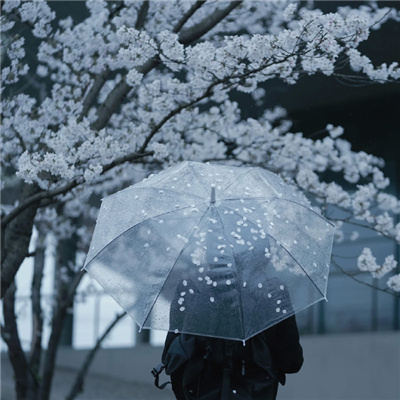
xmin=84 ymin=161 xmax=335 ymax=341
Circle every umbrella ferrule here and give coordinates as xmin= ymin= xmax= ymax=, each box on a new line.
xmin=210 ymin=185 xmax=216 ymax=204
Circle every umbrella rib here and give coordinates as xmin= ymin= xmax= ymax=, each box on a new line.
xmin=274 ymin=198 xmax=335 ymax=227
xmin=188 ymin=162 xmax=210 ymax=193
xmin=84 ymin=202 xmax=207 ymax=268
xmin=221 ymin=202 xmax=327 ymax=299
xmin=220 ymin=168 xmax=258 ymax=194
xmin=213 ymin=206 xmax=246 ymax=340
xmin=141 ymin=204 xmax=214 ymax=332
xmin=273 ymin=240 xmax=327 ymax=299
xmin=222 ymin=196 xmax=334 ymax=227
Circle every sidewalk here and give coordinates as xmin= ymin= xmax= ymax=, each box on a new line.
xmin=1 ymin=356 xmax=175 ymax=400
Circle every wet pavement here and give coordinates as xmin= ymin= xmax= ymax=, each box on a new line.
xmin=1 ymin=357 xmax=175 ymax=400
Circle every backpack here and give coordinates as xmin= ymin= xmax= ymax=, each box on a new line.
xmin=152 ymin=332 xmax=278 ymax=400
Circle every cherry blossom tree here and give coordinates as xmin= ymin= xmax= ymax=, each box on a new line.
xmin=1 ymin=1 xmax=400 ymax=399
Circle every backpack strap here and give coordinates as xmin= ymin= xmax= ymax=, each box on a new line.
xmin=220 ymin=340 xmax=235 ymax=400
xmin=151 ymin=362 xmax=171 ymax=389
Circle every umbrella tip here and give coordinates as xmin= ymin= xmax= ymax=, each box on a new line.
xmin=210 ymin=185 xmax=216 ymax=204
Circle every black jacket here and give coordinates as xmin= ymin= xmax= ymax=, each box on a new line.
xmin=163 ymin=315 xmax=303 ymax=399
xmin=262 ymin=314 xmax=303 ymax=385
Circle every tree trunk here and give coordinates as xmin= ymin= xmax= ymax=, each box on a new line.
xmin=29 ymin=240 xmax=45 ymax=383
xmin=55 ymin=236 xmax=78 ymax=346
xmin=1 ymin=183 xmax=40 ymax=298
xmin=2 ymin=282 xmax=38 ymax=400
xmin=39 ymin=270 xmax=85 ymax=400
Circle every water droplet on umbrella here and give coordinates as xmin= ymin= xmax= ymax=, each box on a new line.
xmin=258 ymin=283 xmax=263 ymax=288
xmin=268 ymin=293 xmax=272 ymax=298
xmin=210 ymin=297 xmax=215 ymax=302
xmin=183 ymin=280 xmax=187 ymax=286
xmin=226 ymin=280 xmax=231 ymax=285
xmin=280 ymin=285 xmax=284 ymax=290
xmin=243 ymin=282 xmax=247 ymax=287
xmin=282 ymin=310 xmax=287 ymax=314
xmin=276 ymin=308 xmax=281 ymax=312
xmin=178 ymin=298 xmax=184 ymax=305
xmin=277 ymin=300 xmax=281 ymax=304
xmin=180 ymin=307 xmax=185 ymax=312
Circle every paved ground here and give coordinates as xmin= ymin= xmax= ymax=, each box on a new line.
xmin=1 ymin=357 xmax=175 ymax=400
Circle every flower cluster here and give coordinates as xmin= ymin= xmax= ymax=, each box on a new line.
xmin=358 ymin=248 xmax=399 ymax=291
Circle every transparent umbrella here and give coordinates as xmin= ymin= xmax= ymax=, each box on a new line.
xmin=84 ymin=161 xmax=335 ymax=341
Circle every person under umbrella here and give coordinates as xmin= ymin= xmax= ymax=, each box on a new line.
xmin=84 ymin=161 xmax=334 ymax=398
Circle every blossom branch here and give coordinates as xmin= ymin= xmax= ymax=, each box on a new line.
xmin=332 ymin=258 xmax=398 ymax=296
xmin=92 ymin=1 xmax=242 ymax=131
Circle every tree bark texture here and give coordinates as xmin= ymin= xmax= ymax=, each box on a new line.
xmin=2 ymin=283 xmax=38 ymax=400
xmin=1 ymin=183 xmax=40 ymax=299
xmin=29 ymin=243 xmax=45 ymax=381
xmin=39 ymin=270 xmax=85 ymax=400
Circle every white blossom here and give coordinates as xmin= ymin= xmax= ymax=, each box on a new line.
xmin=283 ymin=3 xmax=298 ymax=22
xmin=374 ymin=212 xmax=394 ymax=234
xmin=357 ymin=248 xmax=379 ymax=274
xmin=326 ymin=124 xmax=344 ymax=139
xmin=372 ymin=255 xmax=397 ymax=279
xmin=18 ymin=0 xmax=56 ymax=38
xmin=84 ymin=164 xmax=103 ymax=183
xmin=126 ymin=69 xmax=143 ymax=87
xmin=2 ymin=0 xmax=21 ymax=13
xmin=387 ymin=274 xmax=400 ymax=292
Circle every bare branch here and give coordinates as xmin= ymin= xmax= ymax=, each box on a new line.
xmin=77 ymin=68 xmax=111 ymax=123
xmin=179 ymin=1 xmax=242 ymax=45
xmin=1 ymin=181 xmax=77 ymax=230
xmin=65 ymin=311 xmax=127 ymax=400
xmin=135 ymin=1 xmax=150 ymax=30
xmin=77 ymin=1 xmax=148 ymax=123
xmin=332 ymin=259 xmax=398 ymax=297
xmin=172 ymin=1 xmax=206 ymax=34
